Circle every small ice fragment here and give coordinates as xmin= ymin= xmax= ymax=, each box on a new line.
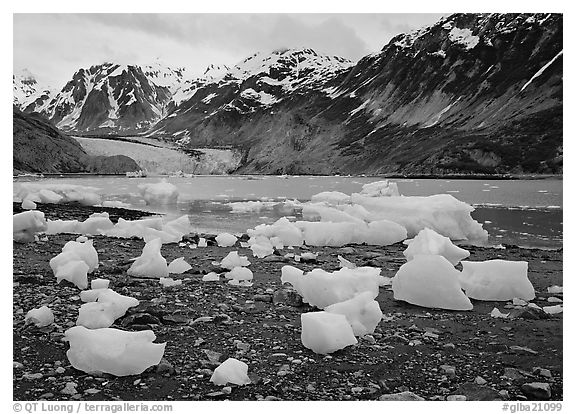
xmin=210 ymin=358 xmax=251 ymax=386
xmin=167 ymin=257 xmax=192 ymax=274
xmin=25 ymin=305 xmax=54 ymax=327
xmin=159 ymin=277 xmax=182 ymax=287
xmin=490 ymin=307 xmax=509 ymax=318
xmin=215 ymin=233 xmax=237 ymax=247
xmin=202 ymin=272 xmax=220 ymax=282
xmin=301 ymin=312 xmax=358 ymax=354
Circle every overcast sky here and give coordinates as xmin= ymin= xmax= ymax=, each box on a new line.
xmin=13 ymin=13 xmax=445 ymax=88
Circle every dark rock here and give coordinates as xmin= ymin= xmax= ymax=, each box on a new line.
xmin=161 ymin=314 xmax=190 ymax=325
xmin=486 ymin=342 xmax=509 ymax=352
xmin=253 ymin=294 xmax=273 ymax=303
xmin=121 ymin=313 xmax=161 ymax=327
xmin=379 ymin=391 xmax=424 ymax=401
xmin=503 ymin=367 xmax=525 ymax=381
xmin=273 ymin=287 xmax=303 ymax=307
xmin=509 ymin=307 xmax=550 ymax=320
xmin=521 ymin=382 xmax=552 ymax=400
xmin=156 ymin=359 xmax=175 ymax=376
xmin=453 ymin=382 xmax=503 ymax=401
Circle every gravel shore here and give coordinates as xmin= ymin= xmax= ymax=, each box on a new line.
xmin=13 ymin=203 xmax=563 ymax=401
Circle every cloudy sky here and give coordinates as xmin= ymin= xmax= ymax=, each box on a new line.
xmin=13 ymin=13 xmax=445 ymax=88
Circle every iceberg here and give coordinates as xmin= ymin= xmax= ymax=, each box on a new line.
xmin=359 ymin=180 xmax=400 ymax=197
xmin=16 ymin=183 xmax=102 ymax=206
xmin=325 ymin=291 xmax=383 ymax=336
xmin=281 ymin=265 xmax=381 ymax=309
xmin=91 ymin=278 xmax=110 ymax=290
xmin=13 ymin=210 xmax=47 ymax=242
xmin=46 ymin=219 xmax=80 ymax=235
xmin=210 ymin=358 xmax=251 ymax=386
xmin=225 ymin=267 xmax=254 ymax=282
xmin=247 ymin=218 xmax=304 ymax=247
xmin=215 ymin=232 xmax=238 ymax=247
xmin=459 ymin=260 xmax=534 ymax=301
xmin=76 ymin=289 xmax=139 ymax=329
xmin=55 ymin=260 xmax=89 ymax=289
xmin=301 ymin=312 xmax=358 ymax=354
xmin=25 ymin=305 xmax=54 ymax=327
xmin=64 ymin=326 xmax=165 ymax=376
xmin=310 ymin=191 xmax=351 ymax=205
xmin=127 ymin=238 xmax=169 ymax=278
xmin=75 ymin=212 xmax=114 ymax=235
xmin=219 ymin=251 xmax=251 ymax=269
xmin=392 ymin=255 xmax=473 ymax=311
xmin=138 ymin=180 xmax=179 ymax=205
xmin=167 ymin=257 xmax=192 ymax=274
xmin=404 ymin=228 xmax=470 ymax=265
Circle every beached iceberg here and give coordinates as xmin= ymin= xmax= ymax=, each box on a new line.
xmin=91 ymin=278 xmax=110 ymax=290
xmin=392 ymin=255 xmax=473 ymax=310
xmin=325 ymin=291 xmax=383 ymax=336
xmin=46 ymin=219 xmax=80 ymax=235
xmin=404 ymin=228 xmax=470 ymax=265
xmin=167 ymin=257 xmax=192 ymax=274
xmin=76 ymin=212 xmax=114 ymax=235
xmin=248 ymin=218 xmax=304 ymax=247
xmin=21 ymin=199 xmax=37 ymax=210
xmin=301 ymin=312 xmax=358 ymax=354
xmin=127 ymin=238 xmax=168 ymax=278
xmin=459 ymin=260 xmax=534 ymax=301
xmin=16 ymin=183 xmax=102 ymax=206
xmin=13 ymin=210 xmax=47 ymax=242
xmin=294 ymin=220 xmax=406 ymax=247
xmin=210 ymin=358 xmax=251 ymax=386
xmin=225 ymin=267 xmax=253 ymax=282
xmin=138 ymin=180 xmax=179 ymax=205
xmin=76 ymin=289 xmax=139 ymax=328
xmin=55 ymin=260 xmax=89 ymax=289
xmin=219 ymin=251 xmax=251 ymax=269
xmin=202 ymin=272 xmax=220 ymax=282
xmin=215 ymin=232 xmax=237 ymax=247
xmin=358 ymin=180 xmax=400 ymax=197
xmin=159 ymin=277 xmax=183 ymax=287
xmin=25 ymin=305 xmax=54 ymax=327
xmin=248 ymin=236 xmax=275 ymax=258
xmin=64 ymin=326 xmax=165 ymax=376
xmin=281 ymin=265 xmax=381 ymax=309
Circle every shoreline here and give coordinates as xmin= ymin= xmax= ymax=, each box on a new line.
xmin=13 ymin=203 xmax=563 ymax=401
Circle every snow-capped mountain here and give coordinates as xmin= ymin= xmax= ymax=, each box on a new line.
xmin=13 ymin=69 xmax=56 ymax=112
xmin=19 ymin=62 xmax=189 ymax=134
xmin=150 ymin=48 xmax=354 ymax=144
xmin=151 ymin=13 xmax=562 ymax=175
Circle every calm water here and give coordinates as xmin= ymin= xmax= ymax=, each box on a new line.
xmin=14 ymin=176 xmax=563 ymax=249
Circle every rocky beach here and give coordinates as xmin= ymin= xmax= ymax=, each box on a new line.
xmin=13 ymin=202 xmax=563 ymax=401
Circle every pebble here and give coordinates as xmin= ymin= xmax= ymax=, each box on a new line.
xmin=23 ymin=372 xmax=43 ymax=380
xmin=475 ymin=376 xmax=487 ymax=385
xmin=156 ymin=359 xmax=175 ymax=376
xmin=13 ymin=362 xmax=24 ymax=369
xmin=440 ymin=365 xmax=456 ymax=378
xmin=55 ymin=367 xmax=65 ymax=374
xmin=379 ymin=391 xmax=424 ymax=401
xmin=447 ymin=395 xmax=467 ymax=401
xmin=60 ymin=382 xmax=78 ymax=395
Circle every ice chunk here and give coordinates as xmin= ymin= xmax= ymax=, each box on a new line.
xmin=542 ymin=305 xmax=563 ymax=315
xmin=76 ymin=289 xmax=139 ymax=328
xmin=159 ymin=277 xmax=183 ymax=287
xmin=303 ymin=203 xmax=364 ymax=224
xmin=359 ymin=180 xmax=400 ymax=197
xmin=349 ymin=193 xmax=488 ymax=242
xmin=21 ymin=199 xmax=37 ymax=210
xmin=301 ymin=312 xmax=358 ymax=354
xmin=363 ymin=220 xmax=408 ymax=245
xmin=490 ymin=307 xmax=509 ymax=318
xmin=215 ymin=232 xmax=237 ymax=247
xmin=403 ymin=228 xmax=470 ymax=265
xmin=225 ymin=267 xmax=253 ymax=282
xmin=338 ymin=255 xmax=357 ymax=269
xmin=547 ymin=285 xmax=563 ymax=294
xmin=167 ymin=257 xmax=192 ymax=274
xmin=310 ymin=191 xmax=351 ymax=205
xmin=459 ymin=260 xmax=534 ymax=301
xmin=13 ymin=211 xmax=47 ymax=242
xmin=325 ymin=291 xmax=382 ymax=336
xmin=25 ymin=305 xmax=54 ymax=327
xmin=127 ymin=238 xmax=168 ymax=278
xmin=219 ymin=251 xmax=250 ymax=269
xmin=55 ymin=260 xmax=89 ymax=289
xmin=64 ymin=326 xmax=165 ymax=376
xmin=198 ymin=238 xmax=207 ymax=247
xmin=210 ymin=358 xmax=251 ymax=386
xmin=392 ymin=255 xmax=473 ymax=311
xmin=16 ymin=183 xmax=102 ymax=206
xmin=202 ymin=272 xmax=220 ymax=282
xmin=46 ymin=219 xmax=80 ymax=235
xmin=281 ymin=265 xmax=381 ymax=309
xmin=138 ymin=180 xmax=179 ymax=205
xmin=296 ymin=221 xmax=357 ymax=247
xmin=50 ymin=239 xmax=99 ymax=273
xmin=249 ymin=238 xmax=275 ymax=258
xmin=91 ymin=278 xmax=110 ymax=290
xmin=101 ymin=200 xmax=130 ymax=208
xmin=247 ymin=217 xmax=304 ymax=247
xmin=76 ymin=213 xmax=114 ymax=235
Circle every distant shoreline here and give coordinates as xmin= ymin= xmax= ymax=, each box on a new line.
xmin=13 ymin=172 xmax=563 ymax=180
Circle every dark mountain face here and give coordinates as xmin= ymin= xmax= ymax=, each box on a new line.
xmin=13 ymin=108 xmax=141 ymax=175
xmin=151 ymin=13 xmax=563 ymax=175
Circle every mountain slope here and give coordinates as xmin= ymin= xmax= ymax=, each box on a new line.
xmin=13 ymin=108 xmax=140 ymax=174
xmin=152 ymin=13 xmax=562 ymax=175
